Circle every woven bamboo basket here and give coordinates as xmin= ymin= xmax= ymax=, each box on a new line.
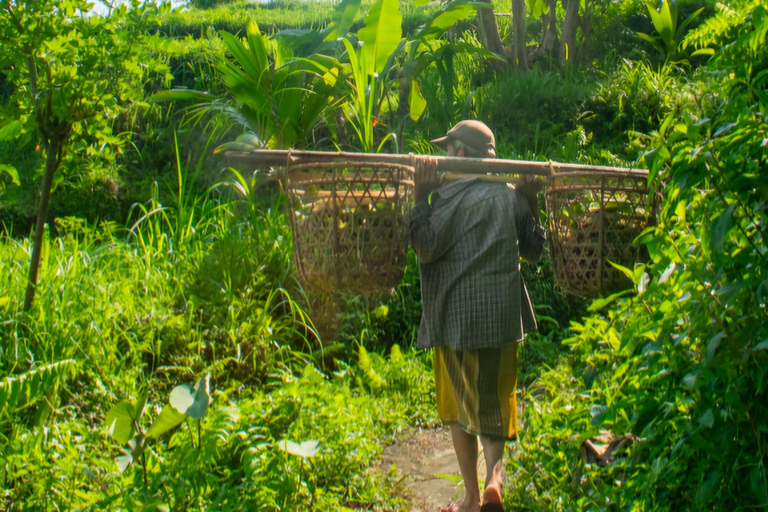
xmin=228 ymin=150 xmax=655 ymax=298
xmin=545 ymin=170 xmax=656 ymax=297
xmin=283 ymin=160 xmax=414 ymax=296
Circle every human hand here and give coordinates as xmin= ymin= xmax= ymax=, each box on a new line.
xmin=514 ymin=174 xmax=545 ymax=196
xmin=515 ymin=174 xmax=545 ymax=223
xmin=414 ymin=156 xmax=442 ymax=205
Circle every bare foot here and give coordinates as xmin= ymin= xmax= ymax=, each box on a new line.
xmin=437 ymin=498 xmax=481 ymax=512
xmin=480 ymin=461 xmax=505 ymax=511
xmin=481 ymin=486 xmax=504 ymax=511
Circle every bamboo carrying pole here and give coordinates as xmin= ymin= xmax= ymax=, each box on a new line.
xmin=225 ymin=149 xmax=649 ymax=179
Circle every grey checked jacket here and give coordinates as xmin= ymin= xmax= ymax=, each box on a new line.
xmin=409 ymin=177 xmax=546 ymax=351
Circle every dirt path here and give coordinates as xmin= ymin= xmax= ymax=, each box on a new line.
xmin=378 ymin=427 xmax=487 ymax=511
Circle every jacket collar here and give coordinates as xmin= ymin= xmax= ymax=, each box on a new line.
xmin=434 ymin=176 xmax=479 ymax=201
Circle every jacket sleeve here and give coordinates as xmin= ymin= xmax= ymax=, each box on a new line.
xmin=516 ymin=193 xmax=547 ymax=264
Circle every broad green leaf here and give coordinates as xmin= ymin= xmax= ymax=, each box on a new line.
xmin=116 ymin=436 xmax=145 ymax=473
xmin=636 ymin=32 xmax=660 ymax=46
xmin=607 ymin=260 xmax=634 ymax=281
xmin=147 ymin=89 xmax=217 ymax=103
xmin=637 ymin=272 xmax=650 ymax=294
xmin=0 ymin=121 xmax=21 ymax=142
xmin=698 ymin=409 xmax=714 ymax=428
xmin=587 ymin=289 xmax=633 ymax=312
xmin=277 ymin=439 xmax=320 ymax=458
xmin=530 ymin=0 xmax=547 ymax=18
xmin=695 ymin=470 xmax=721 ymax=505
xmin=115 ymin=451 xmax=133 ymax=474
xmin=145 ymin=404 xmax=187 ymax=439
xmin=710 ymin=204 xmax=736 ymax=253
xmin=105 ymin=401 xmax=136 ymax=445
xmin=408 ymin=78 xmax=427 ymax=121
xmin=357 ymin=0 xmax=403 ymax=75
xmin=632 ymin=401 xmax=661 ymax=435
xmin=657 ymin=1 xmax=674 ymax=44
xmin=169 ymin=374 xmax=211 ymax=420
xmin=657 ymin=262 xmax=676 ymax=284
xmin=750 ymin=467 xmax=768 ymax=504
xmin=676 ymin=7 xmax=705 ymax=40
xmin=213 ymin=142 xmax=262 ymax=154
xmin=753 ymin=340 xmax=768 ymax=351
xmin=682 ymin=373 xmax=697 ymax=390
xmin=713 ymin=122 xmax=738 ymax=138
xmin=324 ymin=0 xmax=362 ymax=41
xmin=0 ymin=164 xmax=19 ymax=186
xmin=645 ymin=2 xmax=666 ymax=39
xmin=133 ymin=392 xmax=149 ymax=421
xmin=715 ymin=280 xmax=746 ymax=303
xmin=705 ymin=331 xmax=726 ymax=365
xmin=245 ymin=22 xmax=270 ymax=77
xmin=169 ymin=384 xmax=196 ymax=416
xmin=674 ymin=199 xmax=686 ymax=223
xmin=754 ymin=5 xmax=767 ymax=26
xmin=423 ymin=1 xmax=488 ymax=37
xmin=590 ymin=405 xmax=613 ymax=426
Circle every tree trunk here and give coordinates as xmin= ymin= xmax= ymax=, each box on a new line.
xmin=512 ymin=0 xmax=528 ymax=70
xmin=476 ymin=0 xmax=506 ymax=71
xmin=540 ymin=0 xmax=558 ymax=53
xmin=560 ymin=0 xmax=580 ymax=65
xmin=23 ymin=138 xmax=62 ymax=311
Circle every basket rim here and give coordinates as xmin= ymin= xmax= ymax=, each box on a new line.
xmin=547 ymin=170 xmax=649 ymax=179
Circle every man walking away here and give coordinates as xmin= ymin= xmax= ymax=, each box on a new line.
xmin=409 ymin=120 xmax=546 ymax=512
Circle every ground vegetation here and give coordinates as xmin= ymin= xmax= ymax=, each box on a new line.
xmin=1 ymin=0 xmax=766 ymax=509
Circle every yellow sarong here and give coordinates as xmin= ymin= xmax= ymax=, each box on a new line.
xmin=434 ymin=344 xmax=519 ymax=440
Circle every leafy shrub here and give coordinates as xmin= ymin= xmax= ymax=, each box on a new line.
xmin=581 ymin=59 xmax=700 ymax=156
xmin=504 ymin=4 xmax=768 ymax=510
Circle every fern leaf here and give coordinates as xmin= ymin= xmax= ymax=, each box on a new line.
xmin=0 ymin=359 xmax=77 ymax=418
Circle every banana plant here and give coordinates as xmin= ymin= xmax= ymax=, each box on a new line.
xmin=637 ymin=0 xmax=708 ymax=65
xmin=340 ymin=0 xmax=496 ymax=151
xmin=396 ymin=0 xmax=501 ymax=128
xmin=339 ymin=0 xmax=403 ymax=152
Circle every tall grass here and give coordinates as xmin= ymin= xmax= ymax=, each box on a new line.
xmin=0 ymin=134 xmax=440 ymax=508
xmin=155 ymin=0 xmax=513 ymax=40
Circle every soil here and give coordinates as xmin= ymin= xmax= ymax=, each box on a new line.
xmin=377 ymin=427 xmax=487 ymax=511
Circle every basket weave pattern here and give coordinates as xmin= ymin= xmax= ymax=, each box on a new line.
xmin=545 ymin=171 xmax=656 ymax=298
xmin=285 ymin=161 xmax=414 ymax=295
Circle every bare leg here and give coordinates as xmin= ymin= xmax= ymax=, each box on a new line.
xmin=479 ymin=436 xmax=505 ymax=506
xmin=446 ymin=425 xmax=481 ymax=512
xmin=479 ymin=436 xmax=505 ymax=490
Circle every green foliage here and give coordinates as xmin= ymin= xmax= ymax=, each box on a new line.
xmin=153 ymin=21 xmax=342 ymax=150
xmin=0 ymin=360 xmax=77 ymax=419
xmin=637 ymin=0 xmax=708 ymax=64
xmin=3 ymin=1 xmax=768 ymax=510
xmin=155 ymin=0 xmax=435 ymax=40
xmin=0 ymin=0 xmax=171 ymax=172
xmin=504 ymin=4 xmax=768 ymax=510
xmin=581 ymin=59 xmax=699 ymax=155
